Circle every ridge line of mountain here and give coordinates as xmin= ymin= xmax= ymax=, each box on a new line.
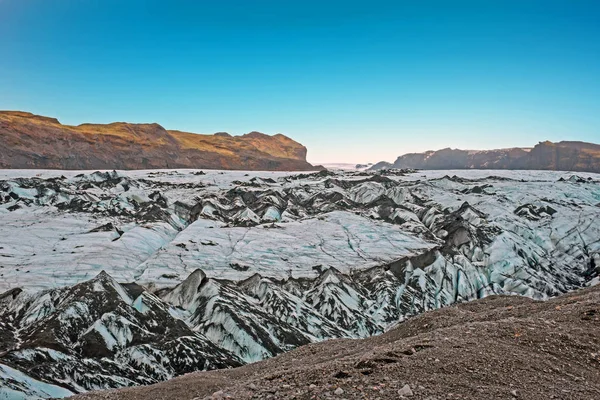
xmin=0 ymin=111 xmax=319 ymax=171
xmin=370 ymin=140 xmax=600 ymax=173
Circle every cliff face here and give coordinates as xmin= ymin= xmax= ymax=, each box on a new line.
xmin=378 ymin=141 xmax=600 ymax=173
xmin=0 ymin=111 xmax=316 ymax=171
xmin=525 ymin=140 xmax=600 ymax=172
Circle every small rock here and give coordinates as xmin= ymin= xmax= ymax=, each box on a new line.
xmin=334 ymin=370 xmax=351 ymax=379
xmin=309 ymin=384 xmax=317 ymax=389
xmin=211 ymin=390 xmax=224 ymax=399
xmin=398 ymin=384 xmax=413 ymax=397
xmin=335 ymin=388 xmax=344 ymax=395
xmin=511 ymin=389 xmax=518 ymax=397
xmin=248 ymin=383 xmax=257 ymax=390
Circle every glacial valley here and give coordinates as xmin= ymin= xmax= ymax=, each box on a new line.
xmin=0 ymin=167 xmax=599 ymax=398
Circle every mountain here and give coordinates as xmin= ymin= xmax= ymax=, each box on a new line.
xmin=0 ymin=111 xmax=316 ymax=171
xmin=71 ymin=283 xmax=600 ymax=400
xmin=371 ymin=141 xmax=600 ymax=173
xmin=0 ymin=167 xmax=598 ymax=398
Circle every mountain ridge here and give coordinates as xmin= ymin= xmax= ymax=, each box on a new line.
xmin=371 ymin=140 xmax=600 ymax=173
xmin=0 ymin=111 xmax=316 ymax=171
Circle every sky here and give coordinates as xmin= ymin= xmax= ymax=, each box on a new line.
xmin=1 ymin=0 xmax=599 ymax=163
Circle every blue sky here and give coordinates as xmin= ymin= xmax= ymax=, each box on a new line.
xmin=1 ymin=0 xmax=599 ymax=163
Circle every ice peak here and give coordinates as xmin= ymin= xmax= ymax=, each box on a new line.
xmin=239 ymin=273 xmax=272 ymax=298
xmin=241 ymin=273 xmax=264 ymax=286
xmin=318 ymin=267 xmax=343 ymax=285
xmin=92 ymin=270 xmax=115 ymax=284
xmin=185 ymin=268 xmax=207 ymax=283
xmin=178 ymin=268 xmax=207 ymax=294
xmin=163 ymin=268 xmax=207 ymax=309
xmin=85 ymin=270 xmax=133 ymax=305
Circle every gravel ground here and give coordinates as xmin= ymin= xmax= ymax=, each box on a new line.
xmin=71 ymin=284 xmax=600 ymax=400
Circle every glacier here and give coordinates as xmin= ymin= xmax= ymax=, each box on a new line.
xmin=0 ymin=167 xmax=599 ymax=397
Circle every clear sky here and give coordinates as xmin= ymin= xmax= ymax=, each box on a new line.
xmin=1 ymin=0 xmax=599 ymax=163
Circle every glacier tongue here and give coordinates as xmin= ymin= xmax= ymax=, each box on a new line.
xmin=1 ymin=168 xmax=599 ymax=397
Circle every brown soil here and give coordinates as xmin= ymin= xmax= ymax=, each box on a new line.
xmin=71 ymin=284 xmax=600 ymax=400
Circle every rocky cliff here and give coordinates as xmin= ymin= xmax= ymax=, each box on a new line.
xmin=0 ymin=111 xmax=316 ymax=171
xmin=373 ymin=141 xmax=600 ymax=173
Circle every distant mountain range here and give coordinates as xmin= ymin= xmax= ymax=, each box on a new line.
xmin=371 ymin=141 xmax=600 ymax=173
xmin=0 ymin=111 xmax=316 ymax=171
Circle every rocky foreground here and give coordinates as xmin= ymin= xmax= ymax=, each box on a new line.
xmin=72 ymin=283 xmax=600 ymax=400
xmin=0 ymin=111 xmax=316 ymax=171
